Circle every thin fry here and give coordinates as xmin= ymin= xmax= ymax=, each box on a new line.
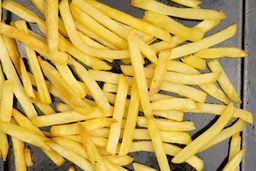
xmin=228 ymin=133 xmax=241 ymax=171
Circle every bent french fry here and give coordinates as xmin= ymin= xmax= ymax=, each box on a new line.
xmin=172 ymin=103 xmax=234 ymax=163
xmin=223 ymin=149 xmax=245 ymax=171
xmin=132 ymin=0 xmax=226 ymax=20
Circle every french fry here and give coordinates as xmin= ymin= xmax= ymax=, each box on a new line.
xmin=19 ymin=58 xmax=36 ymax=99
xmin=223 ymin=149 xmax=245 ymax=171
xmin=151 ymin=98 xmax=198 ymax=111
xmin=107 ymin=75 xmax=128 ymax=154
xmin=150 ymin=41 xmax=175 ymax=52
xmin=85 ymin=0 xmax=172 ymax=41
xmin=46 ymin=0 xmax=59 ymax=54
xmin=0 ymin=36 xmax=37 ymax=118
xmin=153 ymin=110 xmax=184 ymax=121
xmin=78 ymin=31 xmax=108 ymax=49
xmin=105 ymin=155 xmax=133 ymax=166
xmin=24 ymin=147 xmax=33 ymax=167
xmin=63 ymin=136 xmax=108 ymax=148
xmin=171 ymin=0 xmax=201 ymax=8
xmin=56 ymin=102 xmax=71 ymax=112
xmin=182 ymin=55 xmax=206 ymax=70
xmin=68 ymin=165 xmax=76 ymax=171
xmin=137 ymin=117 xmax=195 ymax=132
xmin=119 ymin=82 xmax=139 ymax=155
xmin=133 ymin=162 xmax=158 ymax=171
xmin=208 ymin=59 xmax=241 ymax=103
xmin=50 ymin=118 xmax=115 ymax=136
xmin=172 ymin=103 xmax=234 ymax=163
xmin=33 ymin=101 xmax=55 ymax=115
xmin=166 ymin=60 xmax=199 ymax=74
xmin=195 ymin=47 xmax=248 ymax=58
xmin=144 ymin=11 xmax=204 ymax=41
xmin=46 ymin=141 xmax=93 ymax=171
xmin=102 ymin=158 xmax=128 ymax=171
xmin=70 ymin=60 xmax=112 ymax=116
xmin=79 ymin=124 xmax=107 ymax=171
xmin=200 ymin=119 xmax=245 ymax=152
xmin=130 ymin=141 xmax=204 ymax=171
xmin=166 ymin=24 xmax=237 ymax=59
xmin=149 ymin=52 xmax=169 ymax=95
xmin=14 ymin=21 xmax=52 ymax=104
xmin=228 ymin=134 xmax=241 ymax=171
xmin=132 ymin=0 xmax=226 ymax=20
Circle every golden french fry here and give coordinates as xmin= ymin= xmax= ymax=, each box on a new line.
xmin=144 ymin=11 xmax=204 ymax=41
xmin=102 ymin=158 xmax=128 ymax=171
xmin=223 ymin=149 xmax=245 ymax=171
xmin=46 ymin=0 xmax=59 ymax=54
xmin=130 ymin=141 xmax=204 ymax=171
xmin=166 ymin=60 xmax=198 ymax=74
xmin=0 ymin=36 xmax=37 ymax=118
xmin=119 ymin=81 xmax=139 ymax=155
xmin=55 ymin=102 xmax=71 ymax=112
xmin=12 ymin=135 xmax=26 ymax=171
xmin=171 ymin=0 xmax=201 ymax=8
xmin=85 ymin=0 xmax=172 ymax=41
xmin=172 ymin=103 xmax=234 ymax=163
xmin=68 ymin=165 xmax=76 ymax=171
xmin=46 ymin=141 xmax=93 ymax=171
xmin=79 ymin=124 xmax=107 ymax=171
xmin=70 ymin=60 xmax=112 ymax=116
xmin=105 ymin=155 xmax=133 ymax=166
xmin=24 ymin=147 xmax=33 ymax=167
xmin=33 ymin=101 xmax=55 ymax=115
xmin=50 ymin=118 xmax=115 ymax=136
xmin=107 ymin=75 xmax=128 ymax=154
xmin=151 ymin=98 xmax=198 ymax=111
xmin=132 ymin=0 xmax=226 ymax=20
xmin=137 ymin=117 xmax=195 ymax=132
xmin=153 ymin=110 xmax=184 ymax=121
xmin=149 ymin=52 xmax=169 ymax=95
xmin=78 ymin=31 xmax=108 ymax=49
xmin=208 ymin=59 xmax=241 ymax=103
xmin=133 ymin=162 xmax=158 ymax=171
xmin=195 ymin=47 xmax=248 ymax=59
xmin=228 ymin=133 xmax=241 ymax=171
xmin=182 ymin=55 xmax=206 ymax=70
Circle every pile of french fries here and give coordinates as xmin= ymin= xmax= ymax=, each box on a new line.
xmin=0 ymin=0 xmax=252 ymax=170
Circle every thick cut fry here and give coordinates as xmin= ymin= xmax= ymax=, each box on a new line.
xmin=50 ymin=118 xmax=115 ymax=136
xmin=0 ymin=36 xmax=37 ymax=118
xmin=228 ymin=134 xmax=241 ymax=171
xmin=79 ymin=124 xmax=107 ymax=171
xmin=195 ymin=47 xmax=248 ymax=58
xmin=70 ymin=60 xmax=112 ymax=116
xmin=137 ymin=117 xmax=195 ymax=132
xmin=149 ymin=52 xmax=169 ymax=95
xmin=223 ymin=149 xmax=245 ymax=171
xmin=133 ymin=163 xmax=158 ymax=171
xmin=14 ymin=21 xmax=52 ymax=104
xmin=182 ymin=55 xmax=206 ymax=70
xmin=171 ymin=0 xmax=201 ymax=8
xmin=24 ymin=148 xmax=33 ymax=167
xmin=107 ymin=75 xmax=128 ymax=154
xmin=132 ymin=0 xmax=226 ymax=20
xmin=46 ymin=0 xmax=59 ymax=54
xmin=208 ymin=59 xmax=241 ymax=103
xmin=119 ymin=82 xmax=139 ymax=155
xmin=172 ymin=103 xmax=234 ymax=163
xmin=12 ymin=136 xmax=26 ymax=171
xmin=151 ymin=98 xmax=198 ymax=111
xmin=46 ymin=141 xmax=93 ymax=171
xmin=130 ymin=141 xmax=204 ymax=171
xmin=144 ymin=11 xmax=204 ymax=41
xmin=86 ymin=0 xmax=172 ymax=41
xmin=166 ymin=24 xmax=237 ymax=59
xmin=19 ymin=59 xmax=35 ymax=99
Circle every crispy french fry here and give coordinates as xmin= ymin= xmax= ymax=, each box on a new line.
xmin=223 ymin=149 xmax=245 ymax=171
xmin=46 ymin=141 xmax=93 ymax=171
xmin=228 ymin=133 xmax=241 ymax=171
xmin=70 ymin=60 xmax=112 ymax=116
xmin=119 ymin=82 xmax=139 ymax=155
xmin=133 ymin=162 xmax=158 ymax=171
xmin=79 ymin=124 xmax=107 ymax=171
xmin=144 ymin=11 xmax=204 ymax=41
xmin=85 ymin=0 xmax=172 ymax=41
xmin=182 ymin=55 xmax=206 ymax=70
xmin=172 ymin=103 xmax=234 ymax=163
xmin=195 ymin=47 xmax=248 ymax=58
xmin=151 ymin=98 xmax=198 ymax=111
xmin=0 ymin=36 xmax=37 ymax=118
xmin=24 ymin=148 xmax=33 ymax=167
xmin=208 ymin=59 xmax=241 ymax=103
xmin=46 ymin=0 xmax=59 ymax=54
xmin=132 ymin=0 xmax=226 ymax=20
xmin=130 ymin=141 xmax=204 ymax=171
xmin=107 ymin=75 xmax=128 ymax=154
xmin=166 ymin=24 xmax=237 ymax=59
xmin=137 ymin=117 xmax=195 ymax=132
xmin=19 ymin=58 xmax=36 ymax=99
xmin=50 ymin=118 xmax=115 ymax=136
xmin=171 ymin=0 xmax=201 ymax=8
xmin=149 ymin=52 xmax=169 ymax=95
